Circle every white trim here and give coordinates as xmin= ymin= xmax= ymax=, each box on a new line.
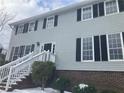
xmin=104 ymin=0 xmax=119 ymax=16
xmin=39 ymin=42 xmax=56 ymax=54
xmin=106 ymin=34 xmax=110 ymax=61
xmin=81 ymin=38 xmax=83 ymax=62
xmin=116 ymin=0 xmax=120 ymax=13
xmin=81 ymin=37 xmax=94 ymax=62
xmin=120 ymin=32 xmax=124 ymax=59
xmin=46 ymin=16 xmax=55 ymax=29
xmin=92 ymin=36 xmax=95 ymax=62
xmin=82 ymin=5 xmax=93 ymax=21
xmin=107 ymin=33 xmax=124 ymax=61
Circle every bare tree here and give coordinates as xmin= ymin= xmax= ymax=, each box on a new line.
xmin=0 ymin=8 xmax=15 ymax=32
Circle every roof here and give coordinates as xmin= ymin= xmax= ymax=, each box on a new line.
xmin=10 ymin=0 xmax=104 ymax=26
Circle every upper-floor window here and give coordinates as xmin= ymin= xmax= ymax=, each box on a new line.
xmin=43 ymin=15 xmax=58 ymax=29
xmin=77 ymin=0 xmax=124 ymax=22
xmin=105 ymin=0 xmax=118 ymax=15
xmin=28 ymin=22 xmax=35 ymax=32
xmin=82 ymin=37 xmax=94 ymax=61
xmin=82 ymin=6 xmax=93 ymax=20
xmin=46 ymin=16 xmax=54 ymax=29
xmin=107 ymin=33 xmax=123 ymax=60
xmin=18 ymin=25 xmax=24 ymax=34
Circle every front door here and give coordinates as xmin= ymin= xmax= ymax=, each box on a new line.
xmin=40 ymin=42 xmax=55 ymax=54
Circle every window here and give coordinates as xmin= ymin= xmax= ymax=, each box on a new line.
xmin=82 ymin=37 xmax=93 ymax=61
xmin=25 ymin=45 xmax=31 ymax=55
xmin=13 ymin=47 xmax=19 ymax=60
xmin=19 ymin=46 xmax=25 ymax=57
xmin=28 ymin=22 xmax=35 ymax=32
xmin=107 ymin=33 xmax=123 ymax=60
xmin=46 ymin=16 xmax=54 ymax=29
xmin=82 ymin=6 xmax=92 ymax=20
xmin=18 ymin=25 xmax=24 ymax=34
xmin=105 ymin=0 xmax=118 ymax=15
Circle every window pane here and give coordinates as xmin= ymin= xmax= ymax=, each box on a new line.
xmin=105 ymin=0 xmax=118 ymax=15
xmin=108 ymin=33 xmax=123 ymax=60
xmin=25 ymin=45 xmax=31 ymax=55
xmin=82 ymin=6 xmax=92 ymax=20
xmin=18 ymin=25 xmax=24 ymax=34
xmin=46 ymin=16 xmax=54 ymax=28
xmin=29 ymin=22 xmax=35 ymax=31
xmin=82 ymin=37 xmax=93 ymax=61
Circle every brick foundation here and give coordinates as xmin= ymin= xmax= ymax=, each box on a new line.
xmin=56 ymin=70 xmax=124 ymax=93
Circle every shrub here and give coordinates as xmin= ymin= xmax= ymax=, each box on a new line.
xmin=72 ymin=83 xmax=97 ymax=93
xmin=53 ymin=77 xmax=70 ymax=93
xmin=101 ymin=90 xmax=117 ymax=93
xmin=32 ymin=61 xmax=55 ymax=90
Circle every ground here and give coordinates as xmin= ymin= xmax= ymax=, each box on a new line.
xmin=0 ymin=87 xmax=71 ymax=93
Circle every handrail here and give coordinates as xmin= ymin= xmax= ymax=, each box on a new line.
xmin=0 ymin=52 xmax=33 ymax=83
xmin=5 ymin=51 xmax=55 ymax=91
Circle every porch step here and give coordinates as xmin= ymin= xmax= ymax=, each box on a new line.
xmin=0 ymin=75 xmax=37 ymax=91
xmin=0 ymin=85 xmax=12 ymax=91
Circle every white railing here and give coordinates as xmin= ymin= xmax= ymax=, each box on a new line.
xmin=5 ymin=51 xmax=55 ymax=91
xmin=0 ymin=52 xmax=33 ymax=83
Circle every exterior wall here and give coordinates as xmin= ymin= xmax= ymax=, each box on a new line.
xmin=6 ymin=4 xmax=124 ymax=71
xmin=57 ymin=70 xmax=124 ymax=93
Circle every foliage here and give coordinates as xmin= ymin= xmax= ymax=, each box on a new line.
xmin=0 ymin=8 xmax=15 ymax=32
xmin=101 ymin=90 xmax=117 ymax=93
xmin=72 ymin=83 xmax=97 ymax=93
xmin=32 ymin=61 xmax=55 ymax=90
xmin=53 ymin=77 xmax=70 ymax=93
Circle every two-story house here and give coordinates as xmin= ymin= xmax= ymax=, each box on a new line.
xmin=3 ymin=0 xmax=124 ymax=92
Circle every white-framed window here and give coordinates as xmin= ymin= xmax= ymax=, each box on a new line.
xmin=18 ymin=25 xmax=24 ymax=34
xmin=82 ymin=5 xmax=93 ymax=20
xmin=46 ymin=16 xmax=54 ymax=29
xmin=105 ymin=0 xmax=119 ymax=15
xmin=107 ymin=33 xmax=123 ymax=60
xmin=25 ymin=45 xmax=31 ymax=55
xmin=81 ymin=37 xmax=94 ymax=61
xmin=28 ymin=22 xmax=35 ymax=32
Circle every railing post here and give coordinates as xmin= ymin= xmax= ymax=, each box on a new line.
xmin=5 ymin=67 xmax=13 ymax=91
xmin=46 ymin=50 xmax=50 ymax=61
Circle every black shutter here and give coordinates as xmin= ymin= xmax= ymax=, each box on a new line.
xmin=23 ymin=23 xmax=29 ymax=33
xmin=122 ymin=32 xmax=124 ymax=44
xmin=54 ymin=15 xmax=58 ymax=27
xmin=9 ymin=47 xmax=14 ymax=61
xmin=25 ymin=23 xmax=29 ymax=33
xmin=19 ymin=46 xmax=25 ymax=57
xmin=15 ymin=26 xmax=18 ymax=35
xmin=93 ymin=4 xmax=98 ymax=18
xmin=34 ymin=20 xmax=38 ymax=31
xmin=31 ymin=44 xmax=35 ymax=52
xmin=118 ymin=0 xmax=124 ymax=12
xmin=43 ymin=18 xmax=47 ymax=29
xmin=76 ymin=38 xmax=81 ymax=61
xmin=99 ymin=2 xmax=104 ymax=16
xmin=77 ymin=8 xmax=81 ymax=21
xmin=94 ymin=36 xmax=100 ymax=61
xmin=100 ymin=35 xmax=108 ymax=61
xmin=23 ymin=24 xmax=26 ymax=33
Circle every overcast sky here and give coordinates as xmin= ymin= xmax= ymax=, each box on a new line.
xmin=0 ymin=0 xmax=85 ymax=49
